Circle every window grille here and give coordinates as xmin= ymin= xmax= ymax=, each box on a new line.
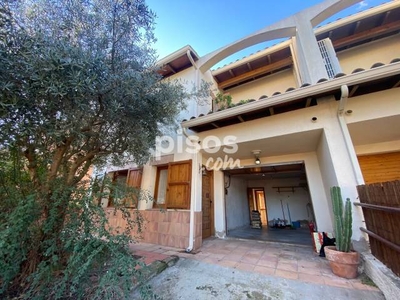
xmin=318 ymin=38 xmax=342 ymax=79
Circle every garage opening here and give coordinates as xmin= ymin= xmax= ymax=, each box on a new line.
xmin=224 ymin=162 xmax=315 ymax=246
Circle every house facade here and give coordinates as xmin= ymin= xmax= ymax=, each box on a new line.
xmin=106 ymin=0 xmax=400 ymax=251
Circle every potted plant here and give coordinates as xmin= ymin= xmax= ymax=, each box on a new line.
xmin=324 ymin=186 xmax=360 ymax=279
xmin=213 ymin=92 xmax=232 ymax=111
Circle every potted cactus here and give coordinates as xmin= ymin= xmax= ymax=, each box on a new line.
xmin=324 ymin=186 xmax=360 ymax=279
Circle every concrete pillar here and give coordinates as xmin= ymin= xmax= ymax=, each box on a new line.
xmin=293 ymin=15 xmax=329 ymax=84
xmin=213 ymin=170 xmax=226 ymax=238
xmin=138 ymin=164 xmax=157 ymax=210
xmin=322 ymin=103 xmax=365 ymax=241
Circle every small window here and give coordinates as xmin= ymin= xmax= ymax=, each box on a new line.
xmin=154 ymin=166 xmax=168 ymax=208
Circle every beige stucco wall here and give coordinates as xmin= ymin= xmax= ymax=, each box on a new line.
xmin=346 ymin=88 xmax=400 ymax=124
xmin=355 ymin=140 xmax=400 ymax=156
xmin=337 ymin=34 xmax=400 ymax=74
xmin=225 ymin=69 xmax=297 ymax=103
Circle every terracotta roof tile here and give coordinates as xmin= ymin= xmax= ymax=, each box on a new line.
xmin=371 ymin=62 xmax=384 ymax=68
xmin=352 ymin=68 xmax=365 ymax=73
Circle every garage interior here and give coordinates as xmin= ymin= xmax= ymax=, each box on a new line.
xmin=224 ymin=163 xmax=315 ymax=246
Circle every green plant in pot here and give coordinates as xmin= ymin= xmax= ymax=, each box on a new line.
xmin=214 ymin=92 xmax=232 ymax=111
xmin=324 ymin=186 xmax=360 ymax=279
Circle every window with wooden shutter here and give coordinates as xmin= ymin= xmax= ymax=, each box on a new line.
xmin=166 ymin=160 xmax=192 ymax=209
xmin=154 ymin=160 xmax=192 ymax=209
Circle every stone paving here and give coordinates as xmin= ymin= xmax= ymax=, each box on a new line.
xmin=129 ymin=237 xmax=379 ymax=292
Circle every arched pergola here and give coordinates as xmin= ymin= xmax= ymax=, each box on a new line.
xmin=198 ymin=0 xmax=361 ymax=74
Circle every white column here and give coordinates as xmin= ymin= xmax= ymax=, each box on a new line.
xmin=323 ymin=110 xmax=364 ymax=241
xmin=293 ymin=15 xmax=329 ymax=84
xmin=138 ymin=164 xmax=156 ymax=210
xmin=213 ymin=170 xmax=226 ymax=238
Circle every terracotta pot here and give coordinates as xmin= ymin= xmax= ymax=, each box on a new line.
xmin=324 ymin=246 xmax=360 ymax=279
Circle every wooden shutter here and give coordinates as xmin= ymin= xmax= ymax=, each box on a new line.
xmin=166 ymin=160 xmax=192 ymax=209
xmin=126 ymin=169 xmax=142 ymax=188
xmin=125 ymin=169 xmax=142 ymax=207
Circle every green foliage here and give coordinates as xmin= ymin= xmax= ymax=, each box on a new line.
xmin=237 ymin=99 xmax=250 ymax=105
xmin=331 ymin=186 xmax=353 ymax=252
xmin=0 ymin=150 xmax=151 ymax=299
xmin=0 ymin=0 xmax=205 ymax=298
xmin=213 ymin=92 xmax=232 ymax=111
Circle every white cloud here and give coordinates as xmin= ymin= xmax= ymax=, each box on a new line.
xmin=357 ymin=1 xmax=369 ymax=10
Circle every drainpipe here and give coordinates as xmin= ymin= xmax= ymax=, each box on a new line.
xmin=187 ymin=50 xmax=200 ymax=116
xmin=182 ymin=124 xmax=200 ymax=253
xmin=185 ymin=155 xmax=196 ymax=253
xmin=337 ymin=85 xmax=364 ymax=185
xmin=183 ymin=49 xmax=198 ymax=252
xmin=184 ymin=51 xmax=208 ymax=252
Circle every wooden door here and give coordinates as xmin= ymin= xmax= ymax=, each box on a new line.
xmin=247 ymin=188 xmax=255 ymax=225
xmin=166 ymin=160 xmax=192 ymax=209
xmin=202 ymin=169 xmax=214 ymax=239
xmin=256 ymin=190 xmax=268 ymax=225
xmin=247 ymin=188 xmax=268 ymax=226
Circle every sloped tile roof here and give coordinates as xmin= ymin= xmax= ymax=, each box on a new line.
xmin=182 ymin=59 xmax=400 ymax=132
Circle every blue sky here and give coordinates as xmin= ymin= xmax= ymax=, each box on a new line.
xmin=146 ymin=0 xmax=390 ymax=69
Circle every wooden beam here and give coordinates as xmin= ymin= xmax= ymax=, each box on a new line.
xmin=247 ymin=62 xmax=252 ymax=71
xmin=269 ymin=107 xmax=275 ymax=116
xmin=167 ymin=63 xmax=176 ymax=74
xmin=229 ymin=69 xmax=235 ymax=77
xmin=393 ymin=79 xmax=400 ymax=88
xmin=352 ymin=21 xmax=361 ymax=35
xmin=305 ymin=97 xmax=312 ymax=107
xmin=219 ymin=57 xmax=293 ymax=89
xmin=211 ymin=122 xmax=219 ymax=128
xmin=238 ymin=115 xmax=245 ymax=123
xmin=333 ymin=20 xmax=400 ymax=49
xmin=349 ymin=85 xmax=359 ymax=97
xmin=382 ymin=11 xmax=391 ymax=25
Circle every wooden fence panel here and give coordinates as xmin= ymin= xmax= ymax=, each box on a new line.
xmin=357 ymin=180 xmax=400 ymax=276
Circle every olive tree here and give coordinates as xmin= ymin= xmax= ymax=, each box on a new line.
xmin=0 ymin=1 xmax=205 ymax=298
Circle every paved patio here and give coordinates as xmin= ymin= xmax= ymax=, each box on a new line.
xmin=228 ymin=226 xmax=313 ymax=246
xmin=129 ymin=237 xmax=379 ymax=292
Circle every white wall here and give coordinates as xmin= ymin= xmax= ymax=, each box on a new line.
xmin=337 ymin=35 xmax=400 ymax=75
xmin=248 ymin=178 xmax=312 ymax=224
xmin=226 ymin=177 xmax=250 ymax=230
xmin=316 ymin=130 xmax=338 ymax=224
xmin=167 ymin=66 xmax=216 ymax=120
xmin=166 ymin=66 xmax=202 ymax=121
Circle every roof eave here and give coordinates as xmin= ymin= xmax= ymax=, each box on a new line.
xmin=315 ymin=0 xmax=400 ymax=36
xmin=156 ymin=45 xmax=199 ymax=67
xmin=211 ymin=40 xmax=292 ymax=75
